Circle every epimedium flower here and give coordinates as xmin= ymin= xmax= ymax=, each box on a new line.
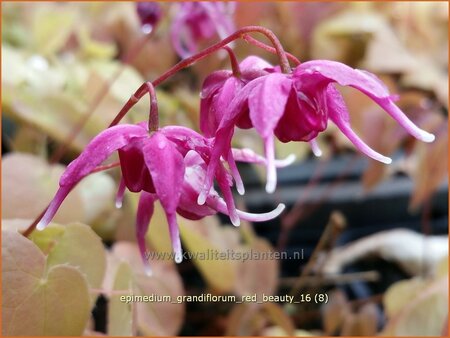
xmin=170 ymin=2 xmax=236 ymax=58
xmin=36 ymin=123 xmax=286 ymax=273
xmin=136 ymin=2 xmax=162 ymax=34
xmin=199 ymin=59 xmax=435 ymax=200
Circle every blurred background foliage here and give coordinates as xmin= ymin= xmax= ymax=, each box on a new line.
xmin=2 ymin=1 xmax=448 ymax=336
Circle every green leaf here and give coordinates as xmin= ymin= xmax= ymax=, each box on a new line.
xmin=108 ymin=262 xmax=135 ymax=336
xmin=28 ymin=223 xmax=65 ymax=254
xmin=45 ymin=223 xmax=107 ymax=293
xmin=2 ymin=230 xmax=91 ymax=336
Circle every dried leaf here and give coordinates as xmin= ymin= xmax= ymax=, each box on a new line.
xmin=178 ymin=216 xmax=238 ymax=293
xmin=382 ymin=276 xmax=448 ymax=336
xmin=410 ymin=126 xmax=448 ymax=209
xmin=234 ymin=238 xmax=279 ymax=297
xmin=323 ymin=229 xmax=448 ymax=276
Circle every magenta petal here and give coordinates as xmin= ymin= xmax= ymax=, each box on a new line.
xmin=215 ymin=162 xmax=240 ymax=226
xmin=115 ymin=177 xmax=126 ymax=208
xmin=136 ymin=192 xmax=156 ymax=275
xmin=60 ymin=124 xmax=147 ymax=188
xmin=143 ymin=132 xmax=185 ymax=262
xmin=248 ymin=74 xmax=292 ymax=137
xmin=239 ymin=56 xmax=274 ymax=80
xmin=327 ymin=85 xmax=392 ymax=164
xmin=296 ymin=60 xmax=435 ymax=143
xmin=198 ymin=127 xmax=233 ymax=205
xmin=36 ymin=186 xmax=72 ymax=230
xmin=144 ymin=133 xmax=185 ymax=211
xmin=177 ymin=152 xmax=216 ymax=219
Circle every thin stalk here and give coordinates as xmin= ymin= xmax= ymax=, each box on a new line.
xmin=109 ymin=26 xmax=291 ymax=126
xmin=243 ymin=34 xmax=301 ymax=66
xmin=222 ymin=46 xmax=241 ymax=77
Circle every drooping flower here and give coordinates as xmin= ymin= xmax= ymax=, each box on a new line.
xmin=200 ymin=56 xmax=273 ymax=137
xmin=199 ymin=59 xmax=435 ymax=199
xmin=136 ymin=2 xmax=162 ymax=34
xmin=37 ymin=123 xmax=285 ymax=273
xmin=170 ymin=2 xmax=236 ymax=58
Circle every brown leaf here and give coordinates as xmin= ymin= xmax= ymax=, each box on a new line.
xmin=322 ymin=289 xmax=351 ymax=335
xmin=410 ymin=126 xmax=448 ymax=209
xmin=234 ymin=238 xmax=280 ymax=297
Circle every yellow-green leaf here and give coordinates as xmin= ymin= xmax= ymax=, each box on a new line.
xmin=2 ymin=230 xmax=91 ymax=336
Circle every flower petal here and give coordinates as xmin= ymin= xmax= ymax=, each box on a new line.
xmin=227 ymin=149 xmax=245 ymax=195
xmin=264 ymin=133 xmax=277 ymax=193
xmin=143 ymin=132 xmax=185 ymax=262
xmin=309 ymin=138 xmax=322 ymax=157
xmin=38 ymin=124 xmax=147 ymax=230
xmin=207 ymin=194 xmax=286 ymax=223
xmin=231 ymin=148 xmax=296 ymax=168
xmin=115 ymin=177 xmax=126 ymax=209
xmin=60 ymin=124 xmax=147 ymax=188
xmin=36 ymin=186 xmax=71 ymax=230
xmin=248 ymin=73 xmax=292 ymax=137
xmin=136 ymin=192 xmax=156 ymax=275
xmin=296 ymin=60 xmax=435 ymax=143
xmin=327 ymin=85 xmax=392 ymax=164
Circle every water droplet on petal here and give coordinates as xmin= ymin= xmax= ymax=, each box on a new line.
xmin=158 ymin=140 xmax=166 ymax=149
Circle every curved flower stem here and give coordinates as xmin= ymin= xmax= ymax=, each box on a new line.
xmin=242 ymin=34 xmax=301 ymax=66
xmin=110 ymin=25 xmax=291 ymax=126
xmin=146 ymin=82 xmax=159 ymax=132
xmin=222 ymin=46 xmax=241 ymax=78
xmin=26 ymin=26 xmax=289 ymax=237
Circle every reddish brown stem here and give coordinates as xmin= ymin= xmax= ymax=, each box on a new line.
xmin=222 ymin=46 xmax=241 ymax=78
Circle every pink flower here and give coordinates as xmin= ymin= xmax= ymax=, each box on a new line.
xmin=136 ymin=2 xmax=162 ymax=34
xmin=200 ymin=59 xmax=435 ymax=197
xmin=200 ymin=56 xmax=273 ymax=137
xmin=36 ymin=123 xmax=285 ymax=273
xmin=170 ymin=2 xmax=236 ymax=58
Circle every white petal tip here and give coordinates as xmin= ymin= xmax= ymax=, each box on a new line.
xmin=380 ymin=156 xmax=392 ymax=164
xmin=237 ymin=185 xmax=245 ymax=195
xmin=275 ymin=154 xmax=296 ymax=167
xmin=36 ymin=222 xmax=46 ymax=231
xmin=313 ymin=149 xmax=323 ymax=157
xmin=421 ymin=133 xmax=435 ymax=143
xmin=197 ymin=192 xmax=207 ymax=205
xmin=231 ymin=215 xmax=240 ymax=227
xmin=174 ymin=254 xmax=183 ymax=264
xmin=144 ymin=265 xmax=153 ymax=276
xmin=285 ymin=154 xmax=297 ymax=164
xmin=265 ymin=181 xmax=276 ymax=194
xmin=115 ymin=201 xmax=122 ymax=209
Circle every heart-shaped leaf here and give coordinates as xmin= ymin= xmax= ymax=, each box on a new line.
xmin=2 ymin=230 xmax=91 ymax=336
